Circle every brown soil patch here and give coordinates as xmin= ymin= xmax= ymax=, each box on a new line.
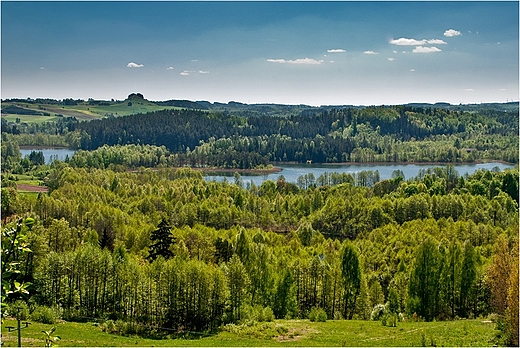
xmin=17 ymin=184 xmax=49 ymax=193
xmin=275 ymin=324 xmax=319 ymax=342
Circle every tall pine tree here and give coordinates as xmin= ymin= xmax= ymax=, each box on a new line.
xmin=148 ymin=219 xmax=175 ymax=261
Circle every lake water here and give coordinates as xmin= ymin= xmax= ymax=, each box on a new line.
xmin=20 ymin=148 xmax=76 ymax=164
xmin=19 ymin=148 xmax=515 ymax=184
xmin=205 ymin=162 xmax=516 ymax=186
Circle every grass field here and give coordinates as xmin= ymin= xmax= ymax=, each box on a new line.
xmin=0 ymin=318 xmax=498 ymax=347
xmin=1 ymin=99 xmax=180 ymax=123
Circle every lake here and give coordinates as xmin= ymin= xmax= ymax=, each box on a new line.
xmin=205 ymin=162 xmax=516 ymax=186
xmin=20 ymin=148 xmax=76 ymax=164
xmin=19 ymin=148 xmax=515 ymax=185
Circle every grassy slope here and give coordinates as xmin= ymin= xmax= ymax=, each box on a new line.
xmin=1 ymin=99 xmax=180 ymax=123
xmin=0 ymin=318 xmax=498 ymax=347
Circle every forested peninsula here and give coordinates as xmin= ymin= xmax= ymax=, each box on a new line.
xmin=1 ymin=98 xmax=518 ymax=346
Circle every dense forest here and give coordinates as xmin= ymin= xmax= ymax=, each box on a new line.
xmin=2 ymin=104 xmax=518 ymax=169
xmin=1 ymin=101 xmax=519 ymax=345
xmin=2 ymin=161 xmax=519 ymax=343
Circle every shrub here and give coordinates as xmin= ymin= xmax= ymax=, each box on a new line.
xmin=7 ymin=300 xmax=30 ymax=320
xmin=31 ymin=305 xmax=60 ymax=324
xmin=100 ymin=319 xmax=117 ymax=334
xmin=261 ymin=307 xmax=275 ymax=322
xmin=370 ymin=304 xmax=387 ymax=321
xmin=308 ymin=307 xmax=327 ymax=322
xmin=381 ymin=313 xmax=398 ymax=327
xmin=240 ymin=305 xmax=274 ymax=323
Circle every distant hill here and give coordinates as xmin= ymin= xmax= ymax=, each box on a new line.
xmin=2 ymin=95 xmax=518 ymax=124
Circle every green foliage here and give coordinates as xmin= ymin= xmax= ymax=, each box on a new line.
xmin=41 ymin=326 xmax=61 ymax=347
xmin=308 ymin=307 xmax=327 ymax=322
xmin=148 ymin=218 xmax=175 ymax=261
xmin=1 ymin=149 xmax=517 ymax=332
xmin=31 ymin=305 xmax=60 ymax=324
xmin=341 ymin=241 xmax=362 ymax=319
xmin=1 ymin=219 xmax=32 ymax=311
xmin=239 ymin=305 xmax=274 ymax=323
xmin=388 ymin=288 xmax=400 ymax=314
xmin=408 ymin=238 xmax=442 ymax=321
xmin=7 ymin=300 xmax=30 ymax=320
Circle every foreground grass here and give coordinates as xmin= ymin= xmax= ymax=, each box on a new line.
xmin=1 ymin=318 xmax=498 ymax=347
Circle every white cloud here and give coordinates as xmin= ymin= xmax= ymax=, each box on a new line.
xmin=127 ymin=62 xmax=144 ymax=68
xmin=410 ymin=69 xmax=415 ymax=72
xmin=413 ymin=46 xmax=442 ymax=53
xmin=180 ymin=71 xmax=190 ymax=76
xmin=327 ymin=49 xmax=346 ymax=53
xmin=388 ymin=57 xmax=395 ymax=61
xmin=444 ymin=29 xmax=461 ymax=37
xmin=465 ymin=88 xmax=475 ymax=92
xmin=363 ymin=50 xmax=379 ymax=55
xmin=426 ymin=39 xmax=447 ymax=45
xmin=390 ymin=38 xmax=426 ymax=46
xmin=198 ymin=70 xmax=209 ymax=74
xmin=166 ymin=66 xmax=174 ymax=70
xmin=267 ymin=58 xmax=324 ymax=65
xmin=267 ymin=59 xmax=286 ymax=63
xmin=40 ymin=66 xmax=45 ymax=70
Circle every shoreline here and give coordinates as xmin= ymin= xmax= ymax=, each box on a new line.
xmin=272 ymin=160 xmax=517 ymax=166
xmin=171 ymin=166 xmax=283 ymax=175
xmin=19 ymin=145 xmax=69 ymax=150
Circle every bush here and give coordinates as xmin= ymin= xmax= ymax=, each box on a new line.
xmin=100 ymin=319 xmax=117 ymax=334
xmin=31 ymin=305 xmax=60 ymax=324
xmin=7 ymin=300 xmax=30 ymax=320
xmin=239 ymin=305 xmax=274 ymax=323
xmin=370 ymin=304 xmax=387 ymax=321
xmin=381 ymin=313 xmax=398 ymax=327
xmin=261 ymin=307 xmax=275 ymax=322
xmin=308 ymin=307 xmax=327 ymax=322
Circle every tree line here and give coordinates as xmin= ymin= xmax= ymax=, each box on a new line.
xmin=3 ymin=105 xmax=517 ymax=168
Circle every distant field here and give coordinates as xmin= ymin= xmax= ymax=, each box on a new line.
xmin=0 ymin=318 xmax=498 ymax=347
xmin=1 ymin=113 xmax=62 ymax=124
xmin=1 ymin=99 xmax=180 ymax=123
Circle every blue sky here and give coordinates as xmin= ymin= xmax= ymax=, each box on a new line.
xmin=1 ymin=1 xmax=518 ymax=106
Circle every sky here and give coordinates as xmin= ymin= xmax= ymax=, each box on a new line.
xmin=1 ymin=1 xmax=518 ymax=106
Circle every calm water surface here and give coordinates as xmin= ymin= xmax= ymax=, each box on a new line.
xmin=20 ymin=148 xmax=515 ymax=185
xmin=20 ymin=148 xmax=76 ymax=164
xmin=206 ymin=162 xmax=516 ymax=186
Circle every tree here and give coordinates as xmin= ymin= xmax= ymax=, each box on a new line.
xmin=225 ymin=254 xmax=249 ymax=321
xmin=408 ymin=238 xmax=441 ymax=321
xmin=1 ymin=219 xmax=32 ymax=312
xmin=273 ymin=269 xmax=297 ymax=319
xmin=505 ymin=240 xmax=519 ymax=346
xmin=440 ymin=240 xmax=461 ymax=318
xmin=459 ymin=241 xmax=476 ymax=318
xmin=148 ymin=219 xmax=174 ymax=261
xmin=501 ymin=171 xmax=519 ymax=203
xmin=388 ymin=288 xmax=399 ymax=314
xmin=340 ymin=241 xmax=361 ymax=319
xmin=486 ymin=235 xmax=511 ymax=315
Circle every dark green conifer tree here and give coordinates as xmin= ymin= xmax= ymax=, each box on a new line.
xmin=148 ymin=219 xmax=174 ymax=261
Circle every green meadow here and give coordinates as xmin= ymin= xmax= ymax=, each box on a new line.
xmin=0 ymin=318 xmax=498 ymax=347
xmin=1 ymin=99 xmax=181 ymax=123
